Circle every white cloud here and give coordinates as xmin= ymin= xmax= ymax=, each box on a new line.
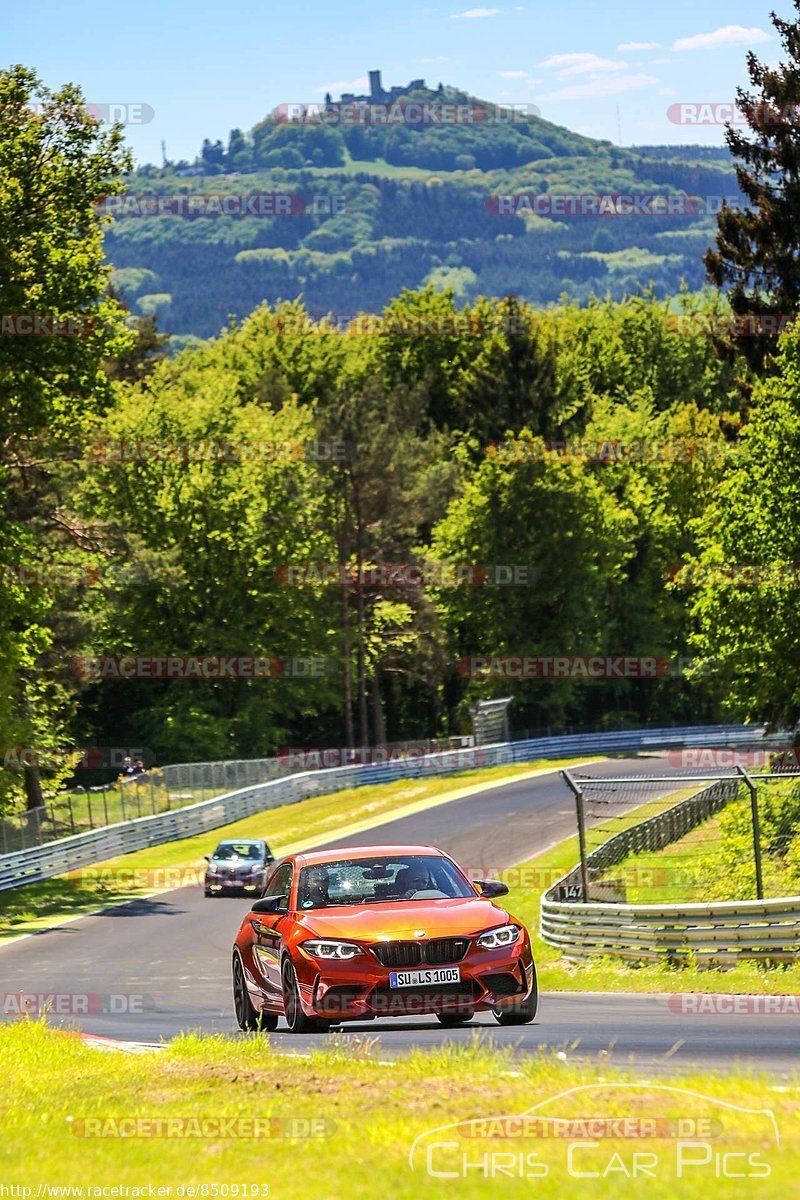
xmin=450 ymin=7 xmax=500 ymax=18
xmin=544 ymin=72 xmax=658 ymax=101
xmin=618 ymin=41 xmax=660 ymax=51
xmin=673 ymin=25 xmax=771 ymax=52
xmin=499 ymin=69 xmax=529 ymax=78
xmin=315 ymin=76 xmax=369 ymax=95
xmin=538 ymin=53 xmax=627 ymax=77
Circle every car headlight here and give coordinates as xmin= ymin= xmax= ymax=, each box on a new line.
xmin=208 ymin=864 xmax=219 ymax=874
xmin=302 ymin=940 xmax=364 ymax=960
xmin=475 ymin=923 xmax=521 ymax=950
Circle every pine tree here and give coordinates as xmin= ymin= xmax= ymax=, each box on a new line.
xmin=704 ymin=2 xmax=800 ymax=367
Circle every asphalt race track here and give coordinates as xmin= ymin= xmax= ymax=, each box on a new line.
xmin=2 ymin=756 xmax=796 ymax=1072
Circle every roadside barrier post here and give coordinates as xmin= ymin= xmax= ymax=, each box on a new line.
xmin=737 ymin=765 xmax=764 ymax=900
xmin=561 ymin=769 xmax=589 ymax=901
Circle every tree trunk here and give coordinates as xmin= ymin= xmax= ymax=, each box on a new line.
xmin=23 ymin=762 xmax=44 ymax=810
xmin=352 ymin=479 xmax=369 ymax=747
xmin=338 ymin=522 xmax=354 ymax=749
xmin=371 ymin=670 xmax=387 ymax=746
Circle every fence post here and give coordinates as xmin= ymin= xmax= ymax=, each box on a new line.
xmin=561 ymin=769 xmax=589 ymax=902
xmin=86 ymin=789 xmax=94 ymax=829
xmin=68 ymin=793 xmax=76 ymax=836
xmin=737 ymin=765 xmax=764 ymax=901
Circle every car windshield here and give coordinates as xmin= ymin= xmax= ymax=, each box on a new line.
xmin=297 ymin=855 xmax=475 ymax=909
xmin=214 ymin=843 xmax=263 ymax=861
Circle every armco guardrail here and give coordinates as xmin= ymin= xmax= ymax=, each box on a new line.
xmin=541 ymin=777 xmax=800 ymax=963
xmin=0 ymin=723 xmax=784 ymax=893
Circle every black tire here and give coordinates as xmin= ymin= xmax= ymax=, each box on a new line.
xmin=436 ymin=1009 xmax=475 ymax=1026
xmin=492 ymin=963 xmax=539 ymax=1026
xmin=204 ymin=889 xmax=214 ymax=897
xmin=233 ymin=953 xmax=278 ymax=1032
xmin=281 ymin=956 xmax=329 ymax=1034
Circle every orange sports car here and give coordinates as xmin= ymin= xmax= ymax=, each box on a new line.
xmin=231 ymin=843 xmax=537 ymax=1033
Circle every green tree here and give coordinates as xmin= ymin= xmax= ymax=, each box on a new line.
xmin=0 ymin=65 xmax=132 ymax=810
xmin=687 ymin=325 xmax=800 ymax=727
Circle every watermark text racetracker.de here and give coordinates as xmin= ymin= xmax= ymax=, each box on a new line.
xmin=95 ymin=194 xmax=343 ymax=218
xmin=457 ymin=655 xmax=672 ymax=679
xmin=70 ymin=1116 xmax=333 ymax=1139
xmin=486 ymin=193 xmax=742 ymax=217
xmin=276 ymin=563 xmax=535 ymax=586
xmin=89 ymin=437 xmax=349 ymax=464
xmin=2 ymin=992 xmax=152 ymax=1017
xmin=271 ymin=100 xmax=540 ymax=126
xmin=69 ymin=655 xmax=333 ymax=680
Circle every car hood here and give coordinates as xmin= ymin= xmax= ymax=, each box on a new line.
xmin=295 ymin=897 xmax=511 ymax=941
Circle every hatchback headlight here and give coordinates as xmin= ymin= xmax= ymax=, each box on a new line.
xmin=475 ymin=924 xmax=521 ymax=950
xmin=302 ymin=940 xmax=363 ymax=960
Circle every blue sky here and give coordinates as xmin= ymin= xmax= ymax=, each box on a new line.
xmin=4 ymin=0 xmax=788 ymax=165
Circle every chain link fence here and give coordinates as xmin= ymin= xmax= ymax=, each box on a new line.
xmin=561 ymin=768 xmax=800 ymax=904
xmin=0 ymin=738 xmax=473 ymax=854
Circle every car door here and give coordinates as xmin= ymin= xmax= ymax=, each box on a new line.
xmin=251 ymin=861 xmax=293 ymax=1004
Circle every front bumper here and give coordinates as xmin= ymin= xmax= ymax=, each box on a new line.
xmin=206 ymin=874 xmax=262 ymax=893
xmin=293 ymin=940 xmax=534 ymax=1021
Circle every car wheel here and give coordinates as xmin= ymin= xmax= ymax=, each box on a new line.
xmin=233 ymin=954 xmax=278 ymax=1032
xmin=281 ymin=957 xmax=329 ymax=1034
xmin=492 ymin=963 xmax=539 ymax=1026
xmin=435 ymin=1009 xmax=474 ymax=1026
xmin=204 ymin=889 xmax=214 ymax=897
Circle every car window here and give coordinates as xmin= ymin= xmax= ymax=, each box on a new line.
xmin=262 ymin=862 xmax=293 ymax=905
xmin=297 ymin=856 xmax=474 ymax=909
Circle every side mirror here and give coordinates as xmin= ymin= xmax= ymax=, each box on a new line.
xmin=251 ymin=894 xmax=288 ymax=914
xmin=476 ymin=879 xmax=509 ymax=898
xmin=203 ymin=855 xmax=210 ymax=862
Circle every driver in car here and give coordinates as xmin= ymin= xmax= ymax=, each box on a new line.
xmin=394 ymin=862 xmax=430 ymax=898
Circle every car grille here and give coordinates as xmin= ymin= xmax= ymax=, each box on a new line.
xmin=371 ymin=938 xmax=470 ymax=967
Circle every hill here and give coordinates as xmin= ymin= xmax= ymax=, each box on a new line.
xmin=106 ymin=73 xmax=741 ymax=340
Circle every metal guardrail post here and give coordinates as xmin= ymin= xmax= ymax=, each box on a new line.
xmin=561 ymin=769 xmax=589 ymax=902
xmin=737 ymin=765 xmax=764 ymax=901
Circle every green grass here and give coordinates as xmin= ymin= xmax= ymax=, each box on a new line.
xmin=3 ymin=1021 xmax=797 ymax=1198
xmin=0 ymin=758 xmax=593 ymax=939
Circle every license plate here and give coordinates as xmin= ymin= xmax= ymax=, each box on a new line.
xmin=389 ymin=967 xmax=461 ymax=988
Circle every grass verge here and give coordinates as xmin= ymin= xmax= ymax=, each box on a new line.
xmin=0 ymin=758 xmax=593 ymax=941
xmin=3 ymin=1021 xmax=797 ymax=1198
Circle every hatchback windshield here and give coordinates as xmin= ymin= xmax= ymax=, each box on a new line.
xmin=297 ymin=855 xmax=475 ymax=909
xmin=214 ymin=843 xmax=263 ymax=861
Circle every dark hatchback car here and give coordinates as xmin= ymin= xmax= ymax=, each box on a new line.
xmin=204 ymin=839 xmax=274 ymax=897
